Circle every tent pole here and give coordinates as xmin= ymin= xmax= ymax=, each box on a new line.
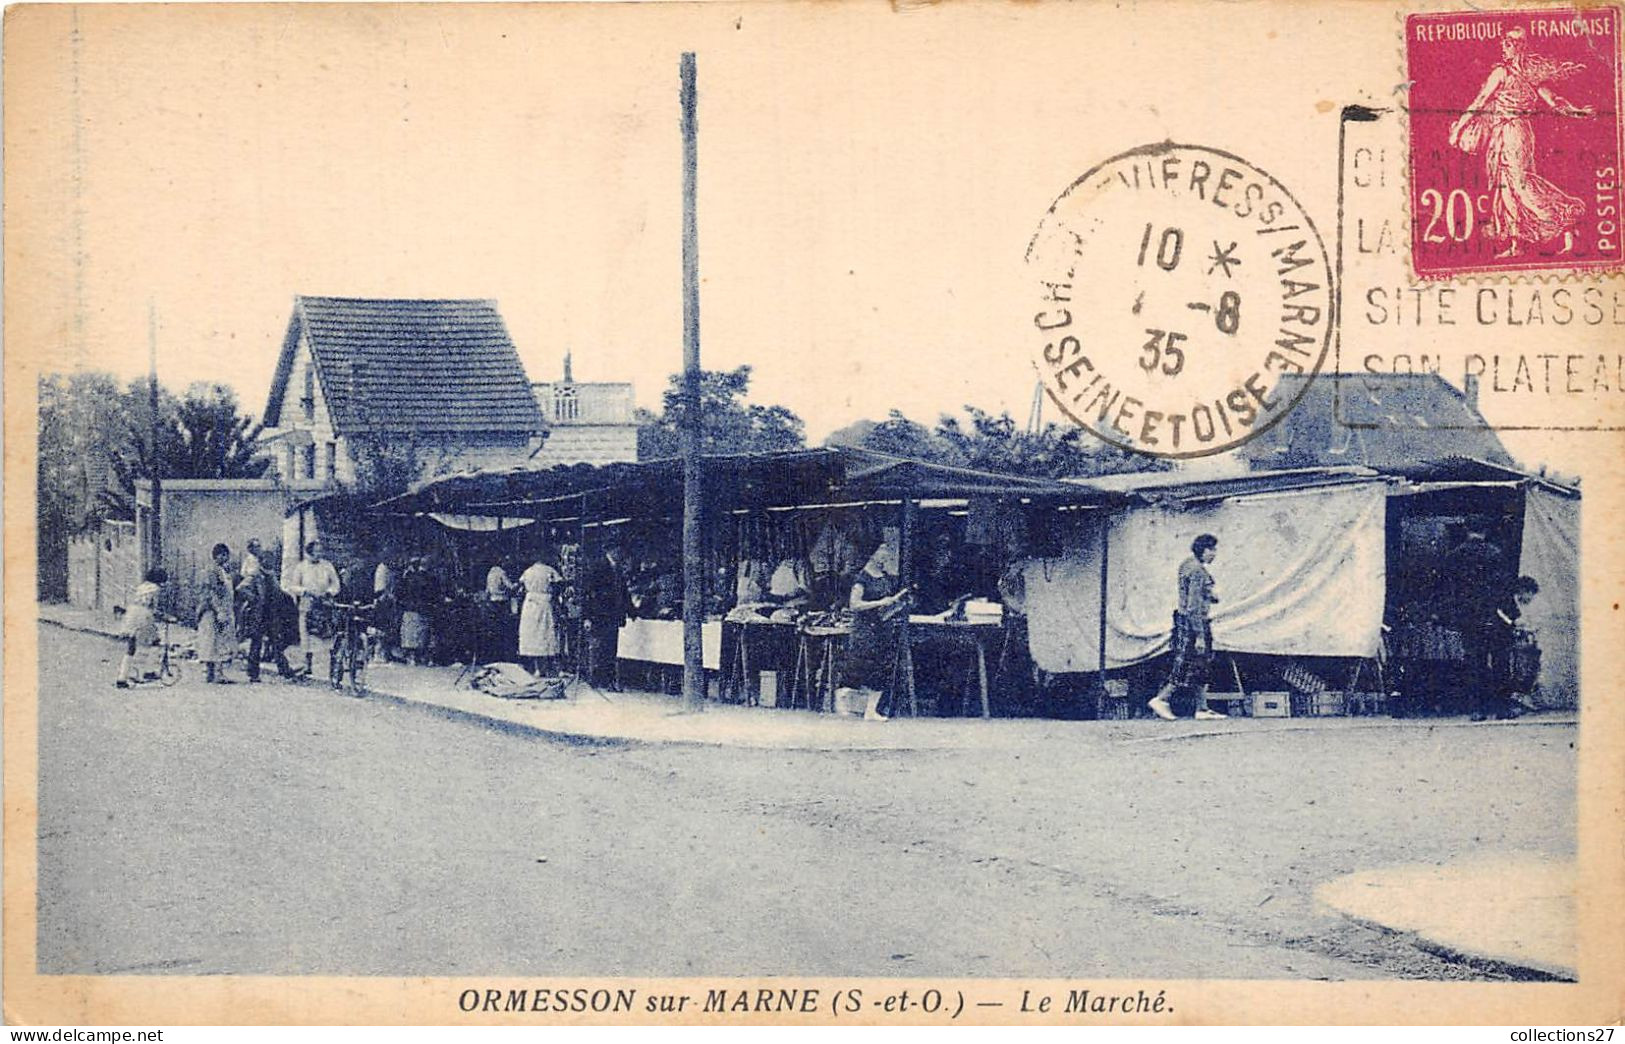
xmin=679 ymin=52 xmax=705 ymax=710
xmin=1097 ymin=509 xmax=1109 ymax=701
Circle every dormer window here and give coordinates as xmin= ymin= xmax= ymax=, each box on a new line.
xmin=553 ymin=384 xmax=580 ymax=422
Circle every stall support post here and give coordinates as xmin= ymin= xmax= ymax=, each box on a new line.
xmin=678 ymin=52 xmax=706 ymax=710
xmin=899 ymin=495 xmax=918 ymax=717
xmin=1096 ymin=509 xmax=1110 ymax=712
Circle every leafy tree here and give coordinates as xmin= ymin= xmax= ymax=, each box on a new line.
xmin=170 ymin=383 xmax=268 ymax=482
xmin=38 ymin=372 xmax=270 ymax=526
xmin=347 ymin=430 xmax=454 ymax=503
xmin=102 ymin=380 xmax=271 ymax=517
xmin=37 ymin=372 xmax=128 ymax=536
xmin=831 ymin=406 xmax=1170 ymax=479
xmin=638 ymin=365 xmax=807 ymax=459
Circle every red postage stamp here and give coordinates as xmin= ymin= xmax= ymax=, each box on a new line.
xmin=1407 ymin=7 xmax=1624 ymax=278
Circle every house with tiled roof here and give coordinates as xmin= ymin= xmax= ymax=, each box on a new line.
xmin=261 ymin=296 xmax=547 ymax=489
xmin=530 ymin=353 xmax=639 ymax=467
xmin=1236 ymin=372 xmax=1517 ymax=477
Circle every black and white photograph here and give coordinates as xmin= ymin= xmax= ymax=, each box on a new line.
xmin=5 ymin=0 xmax=1619 ymax=1028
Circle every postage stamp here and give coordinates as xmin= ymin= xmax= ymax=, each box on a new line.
xmin=1406 ymin=7 xmax=1625 ymax=278
xmin=1025 ymin=143 xmax=1333 ymax=459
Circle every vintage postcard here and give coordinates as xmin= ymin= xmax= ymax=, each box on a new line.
xmin=4 ymin=0 xmax=1622 ymax=1028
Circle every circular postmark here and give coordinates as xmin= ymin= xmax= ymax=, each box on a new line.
xmin=1026 ymin=143 xmax=1334 ymax=459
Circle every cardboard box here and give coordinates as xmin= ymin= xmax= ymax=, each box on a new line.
xmin=1251 ymin=691 xmax=1291 ymax=718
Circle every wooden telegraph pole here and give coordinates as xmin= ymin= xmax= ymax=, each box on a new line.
xmin=147 ymin=300 xmax=163 ymax=573
xmin=679 ymin=52 xmax=705 ymax=709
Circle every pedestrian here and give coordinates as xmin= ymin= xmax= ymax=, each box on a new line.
xmin=1503 ymin=575 xmax=1543 ymax=715
xmin=1148 ymin=533 xmax=1226 ymax=721
xmin=373 ymin=555 xmax=402 ymax=662
xmin=580 ymin=544 xmax=630 ymax=689
xmin=995 ymin=536 xmax=1037 ymax=714
xmin=195 ymin=543 xmax=238 ymax=684
xmin=288 ymin=539 xmax=341 ymax=679
xmin=840 ymin=535 xmax=913 ymax=722
xmin=236 ymin=538 xmax=293 ymax=682
xmin=483 ymin=556 xmax=519 ymax=662
xmin=113 ymin=568 xmax=167 ymax=689
xmin=1442 ymin=523 xmax=1507 ymax=721
xmin=396 ymin=556 xmax=440 ymax=666
xmin=518 ymin=548 xmax=563 ymax=677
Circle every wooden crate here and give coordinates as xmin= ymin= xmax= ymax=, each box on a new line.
xmin=1251 ymin=691 xmax=1291 ymax=718
xmin=1307 ymin=692 xmax=1347 ymax=717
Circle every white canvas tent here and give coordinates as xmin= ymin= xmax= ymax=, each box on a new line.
xmin=1025 ymin=479 xmax=1388 ymax=673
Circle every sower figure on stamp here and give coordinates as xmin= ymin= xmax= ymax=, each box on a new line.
xmin=1149 ymin=534 xmax=1226 ymax=721
xmin=1448 ymin=26 xmax=1594 ymax=258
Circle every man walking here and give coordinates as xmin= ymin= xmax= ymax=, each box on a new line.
xmin=1148 ymin=533 xmax=1226 ymax=721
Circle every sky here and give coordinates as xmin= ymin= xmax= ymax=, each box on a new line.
xmin=5 ymin=2 xmax=1614 ymax=472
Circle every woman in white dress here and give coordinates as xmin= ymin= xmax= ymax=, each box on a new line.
xmin=518 ymin=550 xmax=563 ymax=676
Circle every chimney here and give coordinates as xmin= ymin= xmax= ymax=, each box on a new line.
xmin=1463 ymin=373 xmax=1480 ymax=412
xmin=562 ymin=351 xmax=574 ymax=383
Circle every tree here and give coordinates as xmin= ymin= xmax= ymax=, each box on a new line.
xmin=830 ymin=405 xmax=1170 ymax=479
xmin=170 ymin=383 xmax=268 ymax=482
xmin=37 ymin=371 xmax=270 ymax=526
xmin=637 ymin=365 xmax=807 ymax=460
xmin=37 ymin=372 xmax=127 ymax=536
xmin=347 ymin=430 xmax=454 ymax=503
xmin=102 ymin=380 xmax=270 ymax=517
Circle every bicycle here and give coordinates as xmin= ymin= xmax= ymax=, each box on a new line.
xmin=123 ymin=614 xmax=186 ymax=687
xmin=329 ymin=599 xmax=377 ymax=696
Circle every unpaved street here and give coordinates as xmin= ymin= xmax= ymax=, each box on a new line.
xmin=38 ymin=625 xmax=1574 ymax=978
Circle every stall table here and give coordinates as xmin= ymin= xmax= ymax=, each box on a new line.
xmin=616 ymin=618 xmax=723 ymax=669
xmin=905 ymin=616 xmax=1003 ymax=718
xmin=720 ymin=618 xmax=800 ymax=705
xmin=792 ymin=624 xmax=850 ymax=712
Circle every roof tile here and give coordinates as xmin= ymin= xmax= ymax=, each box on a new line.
xmin=264 ymin=296 xmax=547 ymax=436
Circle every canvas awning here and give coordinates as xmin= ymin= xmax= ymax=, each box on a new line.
xmin=373 ymin=446 xmax=1124 ymax=520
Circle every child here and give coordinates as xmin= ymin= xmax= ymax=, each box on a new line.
xmin=114 ymin=568 xmax=168 ymax=688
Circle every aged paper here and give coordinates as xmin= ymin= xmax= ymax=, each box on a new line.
xmin=5 ymin=0 xmax=1623 ymax=1026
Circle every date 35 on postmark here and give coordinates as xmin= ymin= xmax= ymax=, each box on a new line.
xmin=1026 ymin=144 xmax=1333 ymax=460
xmin=1407 ymin=7 xmax=1624 ymax=278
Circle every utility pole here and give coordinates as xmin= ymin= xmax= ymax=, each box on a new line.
xmin=679 ymin=52 xmax=705 ymax=709
xmin=147 ymin=300 xmax=163 ymax=574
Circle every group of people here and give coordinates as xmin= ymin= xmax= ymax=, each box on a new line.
xmin=1143 ymin=526 xmax=1544 ymax=722
xmin=725 ymin=523 xmax=1027 ymax=722
xmin=114 ymin=538 xmax=303 ymax=688
xmin=477 ymin=546 xmax=630 ymax=686
xmin=1433 ymin=525 xmax=1544 ymax=721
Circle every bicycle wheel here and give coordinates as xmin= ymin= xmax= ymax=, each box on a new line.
xmin=345 ymin=641 xmax=367 ymax=696
xmin=159 ymin=656 xmax=181 ymax=687
xmin=329 ymin=635 xmax=349 ymax=690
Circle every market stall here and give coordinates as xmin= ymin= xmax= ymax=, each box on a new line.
xmin=374 ymin=446 xmax=1113 ymax=715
